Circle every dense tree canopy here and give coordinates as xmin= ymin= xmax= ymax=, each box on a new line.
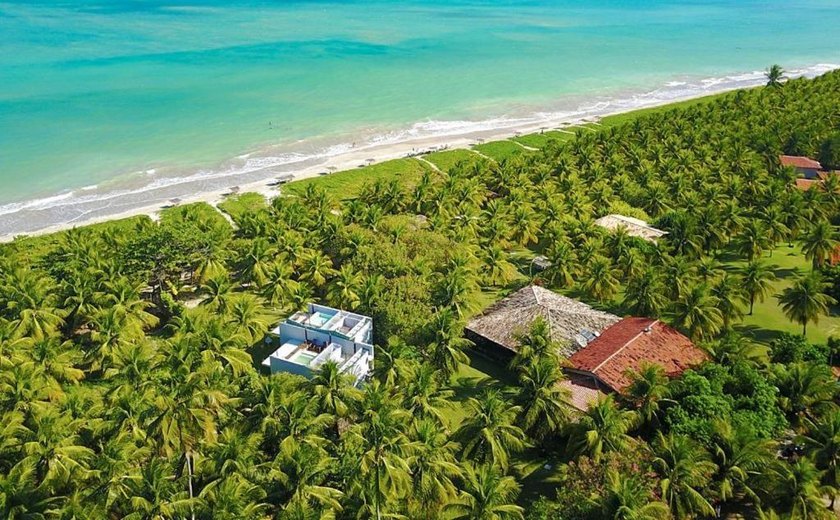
xmin=1 ymin=70 xmax=839 ymax=518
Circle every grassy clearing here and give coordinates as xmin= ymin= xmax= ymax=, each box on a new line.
xmin=423 ymin=149 xmax=482 ymax=172
xmin=722 ymin=245 xmax=840 ymax=344
xmin=472 ymin=140 xmax=530 ymax=162
xmin=160 ymin=201 xmax=230 ymax=227
xmin=512 ymin=130 xmax=573 ymax=149
xmin=217 ymin=192 xmax=267 ymax=220
xmin=282 ymin=158 xmax=430 ymax=200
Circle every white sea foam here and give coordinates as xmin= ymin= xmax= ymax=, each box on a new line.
xmin=1 ymin=62 xmax=837 ymax=235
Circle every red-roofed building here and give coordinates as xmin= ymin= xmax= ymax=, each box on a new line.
xmin=795 ymin=178 xmax=820 ymax=191
xmin=830 ymin=245 xmax=840 ymax=267
xmin=566 ymin=317 xmax=708 ymax=393
xmin=780 ymin=155 xmax=823 ymax=179
xmin=559 ymin=374 xmax=605 ymax=412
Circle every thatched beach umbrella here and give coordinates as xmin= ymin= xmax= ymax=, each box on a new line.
xmin=365 ymin=158 xmax=375 ymax=166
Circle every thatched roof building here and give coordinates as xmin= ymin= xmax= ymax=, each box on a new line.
xmin=465 ymin=285 xmax=620 ymax=359
xmin=594 ymin=214 xmax=667 ymax=242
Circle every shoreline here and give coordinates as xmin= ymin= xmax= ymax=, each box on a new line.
xmin=1 ymin=62 xmax=837 ymax=243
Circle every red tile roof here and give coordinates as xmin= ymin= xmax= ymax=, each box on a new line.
xmin=568 ymin=318 xmax=707 ymax=392
xmin=780 ymin=155 xmax=822 ymax=170
xmin=795 ymin=178 xmax=819 ymax=191
xmin=830 ymin=245 xmax=840 ymax=267
xmin=559 ymin=374 xmax=605 ymax=412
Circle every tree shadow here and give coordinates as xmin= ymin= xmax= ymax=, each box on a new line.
xmin=735 ymin=324 xmax=786 ymax=345
xmin=772 ymin=266 xmax=803 ymax=280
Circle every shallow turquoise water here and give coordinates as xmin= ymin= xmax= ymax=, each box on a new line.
xmin=0 ymin=0 xmax=839 ymax=214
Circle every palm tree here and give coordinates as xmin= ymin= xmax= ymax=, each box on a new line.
xmin=516 ymin=355 xmax=573 ymax=440
xmin=706 ymin=332 xmax=770 ymax=366
xmin=799 ymin=411 xmax=840 ymax=509
xmin=271 ymin=442 xmax=343 ymax=514
xmin=446 ymin=463 xmax=524 ymax=520
xmin=801 ymin=221 xmax=839 ymax=270
xmin=770 ymin=458 xmax=832 ymax=520
xmin=624 ymin=363 xmax=672 ymax=431
xmin=736 ymin=220 xmax=773 ymax=261
xmin=712 ymin=274 xmax=747 ymax=330
xmin=543 ymin=239 xmax=577 ymax=288
xmin=403 ymin=363 xmax=455 ymax=424
xmin=456 ymin=389 xmax=528 ymax=471
xmin=347 ymin=381 xmax=414 ymax=520
xmin=592 ymin=469 xmax=670 ymax=520
xmin=4 ymin=269 xmax=66 ymax=341
xmin=510 ymin=316 xmax=558 ymax=367
xmin=226 ymin=294 xmax=270 ymax=343
xmin=409 ymin=419 xmax=462 ymax=518
xmin=709 ymin=420 xmax=774 ymax=512
xmin=189 ymin=316 xmax=252 ymax=376
xmin=301 ymin=252 xmax=337 ymax=288
xmin=102 ymin=277 xmax=158 ymax=331
xmin=652 ymin=432 xmax=716 ymax=519
xmin=0 ymin=458 xmax=63 ymax=519
xmin=426 ymin=308 xmax=472 ymax=381
xmin=326 ymin=264 xmax=363 ymax=310
xmin=773 ymin=362 xmax=835 ymax=425
xmin=623 ymin=267 xmax=669 ymax=318
xmin=308 ymin=361 xmax=360 ymax=434
xmin=260 ymin=260 xmax=298 ymax=306
xmin=778 ymin=273 xmax=836 ymax=335
xmin=436 ymin=257 xmax=481 ymax=317
xmin=481 ymin=246 xmax=517 ymax=287
xmin=566 ymin=395 xmax=635 ymax=463
xmin=740 ymin=260 xmax=777 ymax=315
xmin=109 ymin=457 xmax=195 ymax=519
xmin=580 ymin=255 xmax=620 ymax=303
xmin=197 ymin=474 xmax=270 ymax=520
xmin=672 ymin=284 xmax=723 ymax=341
xmin=765 ymin=64 xmax=786 ymax=87
xmin=239 ymin=237 xmax=275 ymax=288
xmin=147 ymin=370 xmax=229 ymax=515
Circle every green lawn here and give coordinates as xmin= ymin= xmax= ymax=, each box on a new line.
xmin=423 ymin=149 xmax=482 ymax=172
xmin=472 ymin=140 xmax=530 ymax=162
xmin=722 ymin=245 xmax=840 ymax=344
xmin=512 ymin=130 xmax=573 ymax=149
xmin=282 ymin=158 xmax=430 ymax=200
xmin=217 ymin=192 xmax=267 ymax=220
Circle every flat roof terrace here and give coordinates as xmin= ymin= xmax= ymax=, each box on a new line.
xmin=286 ymin=307 xmax=372 ymax=342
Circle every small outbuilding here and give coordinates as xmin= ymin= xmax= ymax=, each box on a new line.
xmin=594 ymin=214 xmax=667 ymax=243
xmin=780 ymin=155 xmax=823 ymax=179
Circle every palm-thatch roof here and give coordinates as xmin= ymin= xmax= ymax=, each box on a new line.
xmin=466 ymin=285 xmax=620 ymax=358
xmin=594 ymin=214 xmax=667 ymax=242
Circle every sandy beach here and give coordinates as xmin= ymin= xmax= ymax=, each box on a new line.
xmin=1 ymin=63 xmax=837 ymax=243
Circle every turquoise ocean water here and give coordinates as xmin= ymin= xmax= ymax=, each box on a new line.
xmin=1 ymin=0 xmax=839 ymax=234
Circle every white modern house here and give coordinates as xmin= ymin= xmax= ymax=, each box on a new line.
xmin=262 ymin=303 xmax=374 ymax=385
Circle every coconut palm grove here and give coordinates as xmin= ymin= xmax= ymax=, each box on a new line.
xmin=1 ymin=70 xmax=840 ymax=519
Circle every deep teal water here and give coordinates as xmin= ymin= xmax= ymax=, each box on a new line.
xmin=0 ymin=0 xmax=839 ymax=220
